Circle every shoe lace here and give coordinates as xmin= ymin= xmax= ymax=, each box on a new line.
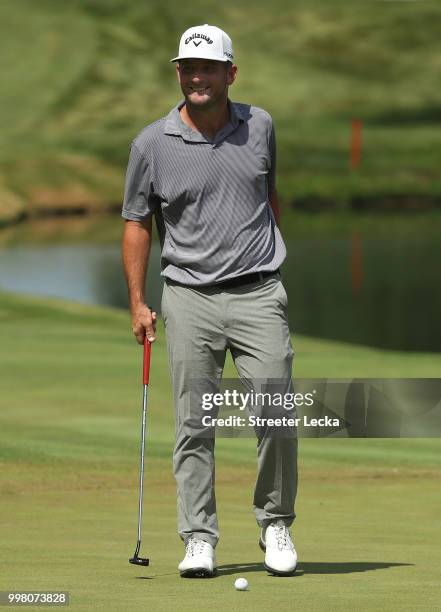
xmin=274 ymin=523 xmax=293 ymax=551
xmin=186 ymin=538 xmax=208 ymax=557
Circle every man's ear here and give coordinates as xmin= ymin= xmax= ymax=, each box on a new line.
xmin=176 ymin=63 xmax=181 ymax=83
xmin=227 ymin=64 xmax=238 ymax=86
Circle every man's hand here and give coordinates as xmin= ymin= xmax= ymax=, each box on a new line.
xmin=131 ymin=303 xmax=157 ymax=345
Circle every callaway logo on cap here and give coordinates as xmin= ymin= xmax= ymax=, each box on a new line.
xmin=170 ymin=24 xmax=234 ymax=63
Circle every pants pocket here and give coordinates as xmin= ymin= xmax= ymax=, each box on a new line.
xmin=160 ymin=283 xmax=168 ymax=323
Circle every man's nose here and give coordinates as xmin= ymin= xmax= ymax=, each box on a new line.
xmin=191 ymin=71 xmax=204 ymax=83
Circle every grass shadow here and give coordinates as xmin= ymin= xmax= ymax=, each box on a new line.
xmin=295 ymin=561 xmax=412 ymax=576
xmin=366 ymin=105 xmax=441 ymax=126
xmin=217 ymin=562 xmax=265 ymax=576
xmin=217 ymin=561 xmax=413 ymax=577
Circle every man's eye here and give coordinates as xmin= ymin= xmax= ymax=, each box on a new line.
xmin=180 ymin=64 xmax=216 ymax=75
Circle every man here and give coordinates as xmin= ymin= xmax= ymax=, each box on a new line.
xmin=121 ymin=24 xmax=298 ymax=577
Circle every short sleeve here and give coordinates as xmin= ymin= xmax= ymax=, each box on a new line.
xmin=121 ymin=143 xmax=158 ymax=220
xmin=267 ymin=121 xmax=277 ymax=195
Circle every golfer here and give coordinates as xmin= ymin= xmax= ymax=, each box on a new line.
xmin=122 ymin=24 xmax=297 ymax=577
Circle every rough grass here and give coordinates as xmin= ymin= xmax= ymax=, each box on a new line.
xmin=0 ymin=292 xmax=440 ymax=610
xmin=1 ymin=0 xmax=441 ymax=224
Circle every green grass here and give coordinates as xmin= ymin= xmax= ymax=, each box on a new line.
xmin=0 ymin=291 xmax=440 ymax=610
xmin=1 ymin=0 xmax=441 ymax=224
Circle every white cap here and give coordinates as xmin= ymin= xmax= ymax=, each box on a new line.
xmin=171 ymin=24 xmax=234 ymax=63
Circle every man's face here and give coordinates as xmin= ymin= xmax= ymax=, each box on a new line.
xmin=176 ymin=59 xmax=237 ymax=109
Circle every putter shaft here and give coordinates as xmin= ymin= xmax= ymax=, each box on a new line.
xmin=136 ymin=384 xmax=148 ymax=543
xmin=129 ymin=337 xmax=152 ymax=567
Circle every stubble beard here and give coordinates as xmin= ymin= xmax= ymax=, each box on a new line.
xmin=183 ymin=84 xmax=229 ymax=114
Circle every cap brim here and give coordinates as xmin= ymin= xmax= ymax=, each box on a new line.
xmin=170 ymin=54 xmax=229 ymax=63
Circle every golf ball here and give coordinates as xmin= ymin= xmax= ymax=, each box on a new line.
xmin=234 ymin=577 xmax=248 ymax=591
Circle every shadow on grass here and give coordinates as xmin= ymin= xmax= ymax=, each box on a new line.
xmin=217 ymin=563 xmax=265 ymax=576
xmin=366 ymin=105 xmax=441 ymax=126
xmin=135 ymin=572 xmax=178 ymax=580
xmin=216 ymin=561 xmax=413 ymax=577
xmin=297 ymin=561 xmax=413 ymax=576
xmin=131 ymin=561 xmax=413 ymax=579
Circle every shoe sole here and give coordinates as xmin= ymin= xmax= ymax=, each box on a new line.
xmin=179 ymin=567 xmax=217 ymax=578
xmin=263 ymin=561 xmax=297 ymax=577
xmin=259 ymin=538 xmax=297 ymax=576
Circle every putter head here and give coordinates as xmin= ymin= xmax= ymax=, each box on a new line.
xmin=129 ymin=556 xmax=149 ymax=566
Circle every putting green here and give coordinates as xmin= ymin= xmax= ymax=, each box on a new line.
xmin=0 ymin=292 xmax=440 ymax=611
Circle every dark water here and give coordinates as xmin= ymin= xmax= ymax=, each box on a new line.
xmin=0 ymin=238 xmax=440 ymax=352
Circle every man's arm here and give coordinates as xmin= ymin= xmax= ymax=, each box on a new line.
xmin=122 ymin=218 xmax=157 ymax=344
xmin=270 ymin=189 xmax=280 ymax=227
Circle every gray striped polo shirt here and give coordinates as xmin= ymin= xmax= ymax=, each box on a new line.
xmin=122 ymin=99 xmax=287 ymax=286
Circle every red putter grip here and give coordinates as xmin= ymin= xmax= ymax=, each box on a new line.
xmin=143 ymin=337 xmax=151 ymax=385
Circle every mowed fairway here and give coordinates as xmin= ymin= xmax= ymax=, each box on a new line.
xmin=1 ymin=292 xmax=440 ymax=611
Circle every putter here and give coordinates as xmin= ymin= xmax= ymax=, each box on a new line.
xmin=129 ymin=335 xmax=152 ymax=567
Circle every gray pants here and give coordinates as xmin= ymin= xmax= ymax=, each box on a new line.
xmin=161 ymin=273 xmax=297 ymax=548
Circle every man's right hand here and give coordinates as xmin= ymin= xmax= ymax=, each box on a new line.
xmin=131 ymin=303 xmax=157 ymax=345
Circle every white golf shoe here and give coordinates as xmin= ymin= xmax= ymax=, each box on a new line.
xmin=259 ymin=520 xmax=297 ymax=575
xmin=178 ymin=537 xmax=217 ymax=577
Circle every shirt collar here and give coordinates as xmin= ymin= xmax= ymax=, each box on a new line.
xmin=163 ymin=99 xmax=245 ymax=143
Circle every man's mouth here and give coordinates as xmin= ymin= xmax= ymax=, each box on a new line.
xmin=190 ymin=87 xmax=210 ymax=95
